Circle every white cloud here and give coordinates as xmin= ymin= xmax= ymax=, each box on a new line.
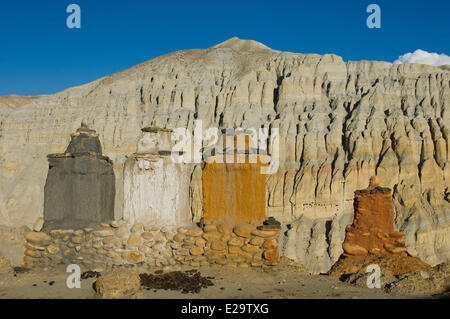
xmin=393 ymin=49 xmax=450 ymax=66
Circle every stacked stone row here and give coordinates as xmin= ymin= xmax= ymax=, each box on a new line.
xmin=176 ymin=223 xmax=279 ymax=267
xmin=22 ymin=221 xmax=280 ymax=270
xmin=343 ymin=226 xmax=408 ymax=256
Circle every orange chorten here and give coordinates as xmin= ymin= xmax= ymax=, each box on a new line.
xmin=329 ymin=176 xmax=433 ymax=277
xmin=342 ymin=176 xmax=407 ymax=256
xmin=202 ymin=130 xmax=270 ymax=226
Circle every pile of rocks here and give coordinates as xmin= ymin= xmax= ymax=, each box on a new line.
xmin=197 ymin=222 xmax=280 ymax=267
xmin=337 ymin=261 xmax=449 ymax=297
xmin=329 ymin=254 xmax=433 ymax=279
xmin=385 ymin=266 xmax=449 ymax=296
xmin=22 ymin=220 xmax=281 ymax=271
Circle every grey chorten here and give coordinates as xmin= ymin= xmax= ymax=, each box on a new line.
xmin=43 ymin=124 xmax=115 ymax=230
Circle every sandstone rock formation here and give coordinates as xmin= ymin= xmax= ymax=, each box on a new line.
xmin=95 ymin=268 xmax=141 ymax=298
xmin=1 ymin=37 xmax=449 ymax=272
xmin=43 ymin=124 xmax=115 ymax=230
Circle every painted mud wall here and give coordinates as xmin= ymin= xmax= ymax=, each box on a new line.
xmin=202 ymin=158 xmax=267 ymax=226
xmin=202 ymin=131 xmax=270 ymax=226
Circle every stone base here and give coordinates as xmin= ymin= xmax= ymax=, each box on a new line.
xmin=21 ymin=221 xmax=281 ymax=271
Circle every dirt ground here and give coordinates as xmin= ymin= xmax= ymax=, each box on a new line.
xmin=0 ymin=263 xmax=438 ymax=299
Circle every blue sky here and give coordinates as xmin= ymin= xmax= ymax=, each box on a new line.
xmin=0 ymin=0 xmax=449 ymax=96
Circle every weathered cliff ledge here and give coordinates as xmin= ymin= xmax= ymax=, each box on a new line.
xmin=1 ymin=37 xmax=449 ymax=271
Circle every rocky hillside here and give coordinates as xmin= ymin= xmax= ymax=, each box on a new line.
xmin=1 ymin=37 xmax=449 ymax=272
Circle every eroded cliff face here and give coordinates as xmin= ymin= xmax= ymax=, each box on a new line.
xmin=1 ymin=37 xmax=449 ymax=271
